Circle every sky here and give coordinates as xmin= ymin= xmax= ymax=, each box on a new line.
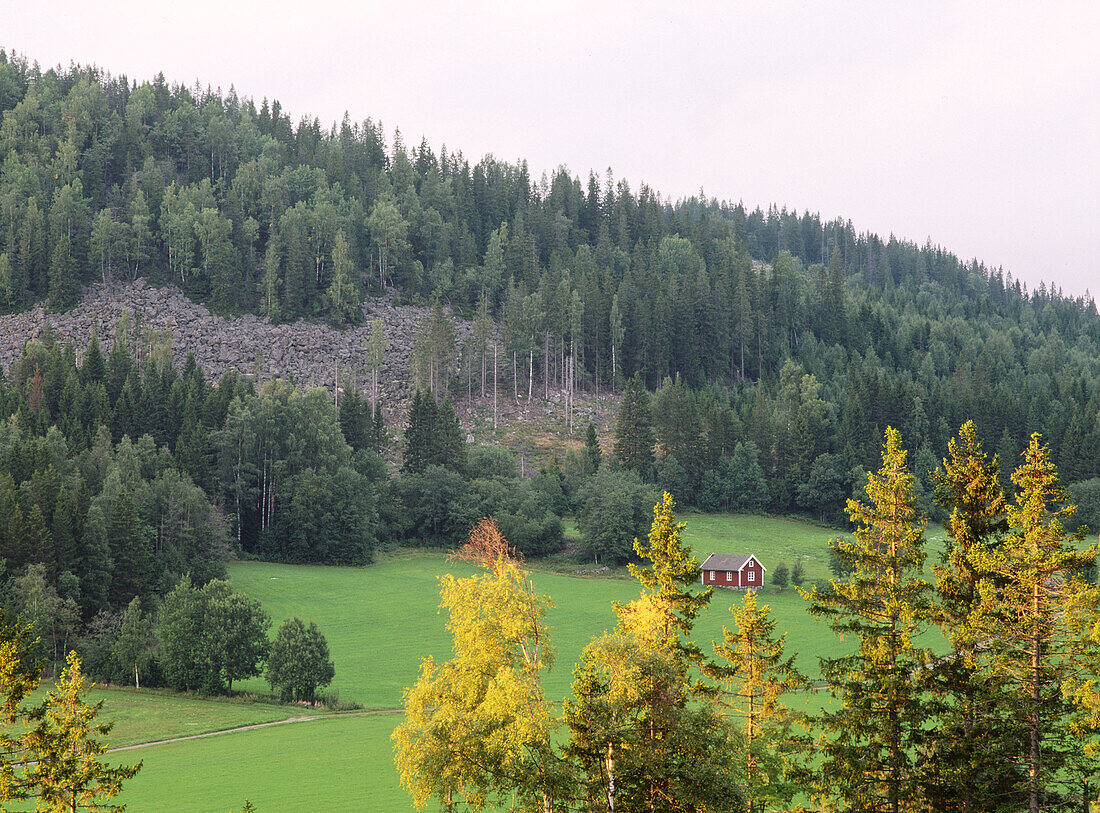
xmin=4 ymin=0 xmax=1099 ymax=296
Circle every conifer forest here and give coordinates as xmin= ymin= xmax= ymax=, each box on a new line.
xmin=1 ymin=48 xmax=1100 ymax=811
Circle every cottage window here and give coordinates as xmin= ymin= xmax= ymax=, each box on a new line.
xmin=726 ymin=571 xmax=732 ymax=581
xmin=747 ymin=570 xmax=755 ymax=583
xmin=709 ymin=570 xmax=715 ymax=580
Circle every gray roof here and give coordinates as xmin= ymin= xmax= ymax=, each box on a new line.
xmin=700 ymin=553 xmax=765 ymax=572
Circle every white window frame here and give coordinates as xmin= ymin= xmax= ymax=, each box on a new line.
xmin=709 ymin=570 xmax=715 ymax=580
xmin=726 ymin=571 xmax=732 ymax=582
xmin=747 ymin=569 xmax=755 ymax=583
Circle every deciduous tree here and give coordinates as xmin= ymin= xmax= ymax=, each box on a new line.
xmin=393 ymin=519 xmax=561 ymax=811
xmin=266 ymin=617 xmax=334 ymax=704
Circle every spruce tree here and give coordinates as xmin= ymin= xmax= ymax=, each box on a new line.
xmin=919 ymin=420 xmax=1022 ymax=811
xmin=0 ymin=610 xmax=43 ymax=803
xmin=80 ymin=332 xmax=106 ymax=387
xmin=971 ymin=433 xmax=1098 ymax=812
xmin=710 ymin=590 xmax=806 ymax=813
xmin=583 ymin=422 xmax=601 ymax=474
xmin=23 ymin=652 xmax=141 ymax=811
xmin=805 ymin=427 xmax=931 ymax=813
xmin=435 ymin=397 xmax=465 ymax=475
xmin=613 ymin=374 xmax=654 ymax=480
xmin=107 ymin=491 xmax=149 ymax=609
xmin=402 ymin=390 xmax=434 ymax=474
xmin=564 ymin=493 xmax=740 ymax=811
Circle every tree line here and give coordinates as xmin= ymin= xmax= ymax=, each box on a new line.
xmin=0 ymin=604 xmax=278 ymax=811
xmin=395 ymin=423 xmax=1100 ymax=812
xmin=2 ymin=51 xmax=1099 ymax=491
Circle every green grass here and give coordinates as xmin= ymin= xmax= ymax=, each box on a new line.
xmin=86 ymin=687 xmax=311 ymax=748
xmin=111 ymin=511 xmax=944 ymax=810
xmin=228 ymin=513 xmax=883 ymax=708
xmin=116 ymin=712 xmax=407 ymax=812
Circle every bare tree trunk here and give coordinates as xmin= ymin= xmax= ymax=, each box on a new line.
xmin=528 ymin=350 xmax=533 ymax=401
xmin=1030 ymin=588 xmax=1041 ymax=813
xmin=568 ymin=356 xmax=574 ymax=434
xmin=606 ymin=742 xmax=616 ymax=813
xmin=493 ymin=344 xmax=498 ymax=430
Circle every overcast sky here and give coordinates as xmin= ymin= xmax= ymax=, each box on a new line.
xmin=5 ymin=1 xmax=1098 ymax=296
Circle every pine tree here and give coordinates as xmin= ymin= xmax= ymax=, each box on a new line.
xmin=804 ymin=427 xmax=931 ymax=813
xmin=23 ymin=651 xmax=141 ymax=812
xmin=0 ymin=610 xmax=43 ymax=803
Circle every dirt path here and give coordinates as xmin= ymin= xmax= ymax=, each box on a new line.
xmin=106 ymin=708 xmax=403 ymax=753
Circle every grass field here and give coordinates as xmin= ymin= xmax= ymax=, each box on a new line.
xmin=229 ymin=558 xmax=849 ymax=701
xmin=87 ymin=688 xmax=310 ymax=748
xmin=115 ymin=712 xmax=406 ymax=812
xmin=109 ymin=511 xmax=944 ymax=810
xmin=228 ymin=512 xmax=878 ymax=707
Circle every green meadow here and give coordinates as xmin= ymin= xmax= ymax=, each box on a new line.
xmin=87 ymin=689 xmax=309 ymax=748
xmin=115 ymin=713 xmax=406 ymax=811
xmin=228 ymin=512 xmax=877 ymax=707
xmin=104 ymin=512 xmax=946 ymax=810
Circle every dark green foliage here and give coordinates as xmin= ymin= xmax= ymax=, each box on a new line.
xmin=337 ymin=388 xmax=371 ymax=452
xmin=217 ymin=381 xmax=379 ymax=564
xmin=106 ymin=490 xmax=150 ymax=608
xmin=583 ymin=423 xmax=601 ymax=474
xmin=1069 ymin=478 xmax=1100 ymax=537
xmin=261 ymin=466 xmax=377 ymax=565
xmin=796 ymin=452 xmax=847 ymax=522
xmin=388 ymin=465 xmax=477 ymax=548
xmin=772 ymin=561 xmax=789 ymax=588
xmin=790 ymin=556 xmax=805 ymax=586
xmin=156 ymin=577 xmax=269 ymax=695
xmin=697 ymin=442 xmax=768 ymax=513
xmin=613 ymin=375 xmax=654 ymax=479
xmin=403 ymin=391 xmax=464 ymax=475
xmin=266 ymin=618 xmax=335 ymax=704
xmin=576 ymin=468 xmax=655 ymax=565
xmin=0 ymin=52 xmax=1097 ymax=532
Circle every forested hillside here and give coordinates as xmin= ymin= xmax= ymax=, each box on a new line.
xmin=1 ymin=50 xmax=1100 ymax=519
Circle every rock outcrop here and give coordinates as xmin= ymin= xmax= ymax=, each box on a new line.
xmin=0 ymin=281 xmax=472 ymax=415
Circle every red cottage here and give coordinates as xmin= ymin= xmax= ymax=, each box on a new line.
xmin=699 ymin=553 xmax=766 ymax=590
